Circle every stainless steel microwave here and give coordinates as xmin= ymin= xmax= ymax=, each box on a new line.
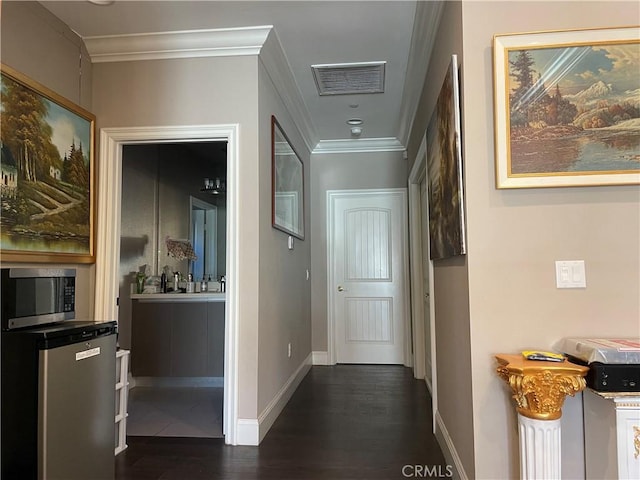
xmin=1 ymin=268 xmax=76 ymax=330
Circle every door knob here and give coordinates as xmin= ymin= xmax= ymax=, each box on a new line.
xmin=337 ymin=285 xmax=344 ymax=292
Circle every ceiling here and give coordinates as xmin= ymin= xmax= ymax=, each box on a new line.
xmin=40 ymin=1 xmax=441 ymax=152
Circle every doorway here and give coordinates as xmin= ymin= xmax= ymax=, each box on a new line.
xmin=119 ymin=141 xmax=226 ymax=438
xmin=94 ymin=125 xmax=240 ymax=445
xmin=408 ymin=134 xmax=437 ymax=426
xmin=327 ymin=188 xmax=411 ymax=365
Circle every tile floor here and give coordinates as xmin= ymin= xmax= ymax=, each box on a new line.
xmin=127 ymin=386 xmax=223 ymax=438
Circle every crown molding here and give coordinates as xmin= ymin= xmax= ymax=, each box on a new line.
xmin=82 ymin=24 xmax=408 ymax=156
xmin=397 ymin=1 xmax=444 ymax=146
xmin=83 ymin=25 xmax=319 ymax=153
xmin=312 ymin=137 xmax=405 ymax=155
xmin=84 ymin=26 xmax=273 ymax=63
xmin=259 ymin=29 xmax=317 ymax=154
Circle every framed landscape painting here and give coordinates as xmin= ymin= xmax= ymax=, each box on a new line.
xmin=0 ymin=64 xmax=96 ymax=263
xmin=493 ymin=27 xmax=640 ymax=188
xmin=426 ymin=54 xmax=466 ymax=260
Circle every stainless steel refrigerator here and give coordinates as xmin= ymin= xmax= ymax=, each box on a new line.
xmin=2 ymin=321 xmax=117 ymax=479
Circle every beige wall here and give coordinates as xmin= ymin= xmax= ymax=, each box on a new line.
xmin=257 ymin=53 xmax=312 ymax=414
xmin=310 ymin=151 xmax=408 ymax=352
xmin=408 ymin=1 xmax=640 ymax=478
xmin=407 ymin=1 xmax=476 ymax=477
xmin=0 ymin=1 xmax=95 ymax=321
xmin=1 ymin=2 xmax=93 ymax=108
xmin=91 ymin=55 xmax=264 ymax=419
xmin=461 ymin=2 xmax=640 ymax=479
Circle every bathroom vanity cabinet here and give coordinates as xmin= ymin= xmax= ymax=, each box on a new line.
xmin=130 ymin=295 xmax=225 ymax=378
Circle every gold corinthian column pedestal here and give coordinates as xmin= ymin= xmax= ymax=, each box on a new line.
xmin=495 ymin=354 xmax=589 ymax=480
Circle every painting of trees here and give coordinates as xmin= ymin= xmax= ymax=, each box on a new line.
xmin=63 ymin=141 xmax=89 ymax=187
xmin=508 ymin=50 xmax=537 ymax=127
xmin=509 ymin=50 xmax=578 ymax=130
xmin=1 ymin=75 xmax=56 ymax=182
xmin=494 ymin=27 xmax=640 ymax=188
xmin=0 ymin=65 xmax=95 ymax=261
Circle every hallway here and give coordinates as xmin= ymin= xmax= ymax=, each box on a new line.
xmin=116 ymin=365 xmax=448 ymax=479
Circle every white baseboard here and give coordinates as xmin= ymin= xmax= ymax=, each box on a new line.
xmin=236 ymin=352 xmax=312 ymax=446
xmin=312 ymin=351 xmax=329 ymax=365
xmin=235 ymin=418 xmax=260 ymax=446
xmin=435 ymin=411 xmax=469 ymax=480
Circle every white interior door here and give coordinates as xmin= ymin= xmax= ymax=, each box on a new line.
xmin=420 ymin=177 xmax=433 ymax=388
xmin=329 ymin=189 xmax=409 ymax=364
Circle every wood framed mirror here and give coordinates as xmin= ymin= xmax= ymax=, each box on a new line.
xmin=271 ymin=115 xmax=304 ymax=240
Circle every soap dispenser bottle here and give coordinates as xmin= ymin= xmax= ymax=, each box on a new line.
xmin=220 ymin=275 xmax=226 ymax=293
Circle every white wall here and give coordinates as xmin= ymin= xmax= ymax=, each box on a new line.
xmin=461 ymin=2 xmax=640 ymax=479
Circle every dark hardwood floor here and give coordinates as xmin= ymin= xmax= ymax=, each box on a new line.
xmin=116 ymin=365 xmax=448 ymax=479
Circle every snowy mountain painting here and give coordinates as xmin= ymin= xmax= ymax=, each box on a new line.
xmin=506 ymin=39 xmax=640 ymax=179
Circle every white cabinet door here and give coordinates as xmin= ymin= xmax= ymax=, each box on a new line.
xmin=584 ymin=389 xmax=640 ymax=480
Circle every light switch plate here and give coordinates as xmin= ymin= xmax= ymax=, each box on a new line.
xmin=555 ymin=260 xmax=586 ymax=288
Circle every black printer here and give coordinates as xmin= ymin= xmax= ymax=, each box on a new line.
xmin=558 ymin=338 xmax=640 ymax=392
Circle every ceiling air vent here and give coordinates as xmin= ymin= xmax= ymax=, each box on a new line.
xmin=311 ymin=61 xmax=385 ymax=96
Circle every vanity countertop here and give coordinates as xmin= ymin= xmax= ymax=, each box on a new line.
xmin=130 ymin=292 xmax=225 ymax=302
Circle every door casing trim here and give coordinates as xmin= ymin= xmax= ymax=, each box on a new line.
xmin=95 ymin=124 xmax=239 ymax=445
xmin=408 ymin=133 xmax=438 ymax=432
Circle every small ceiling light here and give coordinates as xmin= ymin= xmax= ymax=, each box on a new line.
xmin=347 ymin=118 xmax=363 ymax=126
xmin=351 ymin=127 xmax=362 ymax=137
xmin=87 ymin=0 xmax=115 ymax=4
xmin=202 ymin=177 xmax=226 ymax=195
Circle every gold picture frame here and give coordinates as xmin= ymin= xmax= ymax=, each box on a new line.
xmin=493 ymin=26 xmax=640 ymax=188
xmin=1 ymin=64 xmax=96 ymax=263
